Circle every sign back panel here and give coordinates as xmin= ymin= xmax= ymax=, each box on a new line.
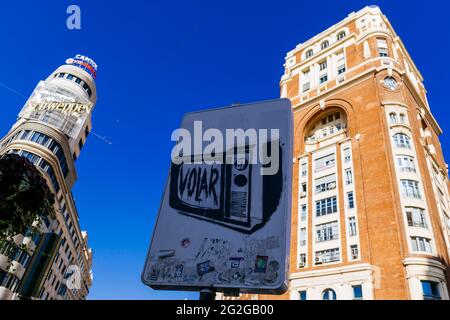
xmin=142 ymin=99 xmax=292 ymax=294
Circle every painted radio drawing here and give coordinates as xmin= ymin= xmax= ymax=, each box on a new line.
xmin=169 ymin=145 xmax=283 ymax=234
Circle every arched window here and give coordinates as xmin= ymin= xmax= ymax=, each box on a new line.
xmin=389 ymin=112 xmax=398 ymax=124
xmin=399 ymin=113 xmax=406 ymax=124
xmin=337 ymin=31 xmax=346 ymax=41
xmin=305 ymin=111 xmax=346 ymax=145
xmin=393 ymin=133 xmax=412 ymax=149
xmin=305 ymin=49 xmax=314 ymax=59
xmin=322 ymin=288 xmax=337 ymax=300
xmin=321 ymin=40 xmax=329 ymax=50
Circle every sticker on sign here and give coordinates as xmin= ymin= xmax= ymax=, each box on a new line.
xmin=142 ymin=99 xmax=292 ymax=295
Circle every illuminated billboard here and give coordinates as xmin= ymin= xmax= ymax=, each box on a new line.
xmin=18 ymin=81 xmax=93 ymax=145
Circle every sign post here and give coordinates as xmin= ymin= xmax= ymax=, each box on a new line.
xmin=142 ymin=99 xmax=293 ymax=297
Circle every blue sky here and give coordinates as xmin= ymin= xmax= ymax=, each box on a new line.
xmin=0 ymin=1 xmax=449 ymax=299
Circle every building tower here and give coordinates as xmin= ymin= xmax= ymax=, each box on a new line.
xmin=235 ymin=5 xmax=450 ymax=300
xmin=0 ymin=55 xmax=97 ymax=300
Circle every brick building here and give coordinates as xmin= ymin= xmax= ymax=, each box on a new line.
xmin=229 ymin=5 xmax=450 ymax=300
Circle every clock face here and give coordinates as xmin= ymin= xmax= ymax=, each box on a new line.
xmin=384 ymin=76 xmax=397 ymax=90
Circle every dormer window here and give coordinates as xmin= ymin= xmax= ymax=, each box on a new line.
xmin=337 ymin=31 xmax=346 ymax=41
xmin=306 ymin=49 xmax=314 ymax=59
xmin=321 ymin=40 xmax=329 ymax=50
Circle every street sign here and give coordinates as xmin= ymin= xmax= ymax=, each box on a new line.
xmin=142 ymin=99 xmax=293 ymax=295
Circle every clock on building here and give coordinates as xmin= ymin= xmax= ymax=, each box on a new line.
xmin=384 ymin=76 xmax=398 ymax=90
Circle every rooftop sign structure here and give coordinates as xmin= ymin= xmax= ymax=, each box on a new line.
xmin=65 ymin=54 xmax=98 ymax=78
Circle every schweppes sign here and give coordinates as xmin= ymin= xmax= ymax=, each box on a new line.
xmin=30 ymin=101 xmax=92 ymax=116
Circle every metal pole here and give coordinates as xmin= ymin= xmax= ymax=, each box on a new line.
xmin=199 ymin=288 xmax=216 ymax=300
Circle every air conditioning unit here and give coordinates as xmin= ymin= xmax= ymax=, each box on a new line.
xmin=315 ymin=256 xmax=323 ymax=265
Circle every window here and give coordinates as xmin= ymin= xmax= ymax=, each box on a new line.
xmin=337 ymin=64 xmax=346 ymax=75
xmin=299 ymin=290 xmax=307 ymax=300
xmin=322 ymin=288 xmax=337 ymax=300
xmin=343 ymin=148 xmax=351 ymax=163
xmin=316 ymin=221 xmax=339 ymax=242
xmin=302 ymin=82 xmax=310 ymax=93
xmin=401 ymin=180 xmax=421 ymax=199
xmin=12 ymin=249 xmax=32 ymax=268
xmin=397 ymin=155 xmax=416 ymax=173
xmin=57 ymin=283 xmax=67 ymax=296
xmin=10 ymin=150 xmax=60 ymax=192
xmin=348 ymin=217 xmax=357 ymax=236
xmin=300 ymin=183 xmax=307 ymax=197
xmin=321 ymin=40 xmax=329 ymax=50
xmin=319 ymin=74 xmax=328 ymax=84
xmin=406 ymin=207 xmax=428 ymax=228
xmin=316 ymin=196 xmax=338 ymax=217
xmin=399 ymin=113 xmax=406 ymax=124
xmin=336 ymin=52 xmax=345 ymax=75
xmin=30 ymin=131 xmax=51 ymax=146
xmin=0 ymin=271 xmax=20 ymax=291
xmin=352 ymin=285 xmax=363 ymax=300
xmin=85 ymin=126 xmax=90 ymax=138
xmin=306 ymin=49 xmax=314 ymax=59
xmin=301 ymin=163 xmax=307 ymax=177
xmin=347 ymin=192 xmax=355 ymax=209
xmin=345 ymin=169 xmax=353 ymax=185
xmin=315 ymin=153 xmax=335 ymax=171
xmin=377 ymin=38 xmax=388 ymax=57
xmin=300 ymin=204 xmax=307 ymax=222
xmin=411 ymin=236 xmax=432 ymax=253
xmin=315 ymin=174 xmax=336 ymax=194
xmin=389 ymin=112 xmax=398 ymax=124
xmin=393 ymin=133 xmax=412 ymax=149
xmin=299 ymin=254 xmax=306 ymax=268
xmin=337 ymin=31 xmax=346 ymax=40
xmin=78 ymin=138 xmax=84 ymax=150
xmin=350 ymin=245 xmax=359 ymax=260
xmin=421 ymin=281 xmax=441 ymax=300
xmin=316 ymin=248 xmax=340 ymax=264
xmin=16 ymin=131 xmax=70 ymax=178
xmin=319 ymin=61 xmax=327 ymax=71
xmin=299 ymin=228 xmax=307 ymax=246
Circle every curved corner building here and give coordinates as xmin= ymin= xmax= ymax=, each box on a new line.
xmin=227 ymin=5 xmax=450 ymax=301
xmin=0 ymin=55 xmax=97 ymax=300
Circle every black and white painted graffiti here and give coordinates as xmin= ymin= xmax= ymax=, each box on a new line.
xmin=169 ymin=144 xmax=283 ymax=234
